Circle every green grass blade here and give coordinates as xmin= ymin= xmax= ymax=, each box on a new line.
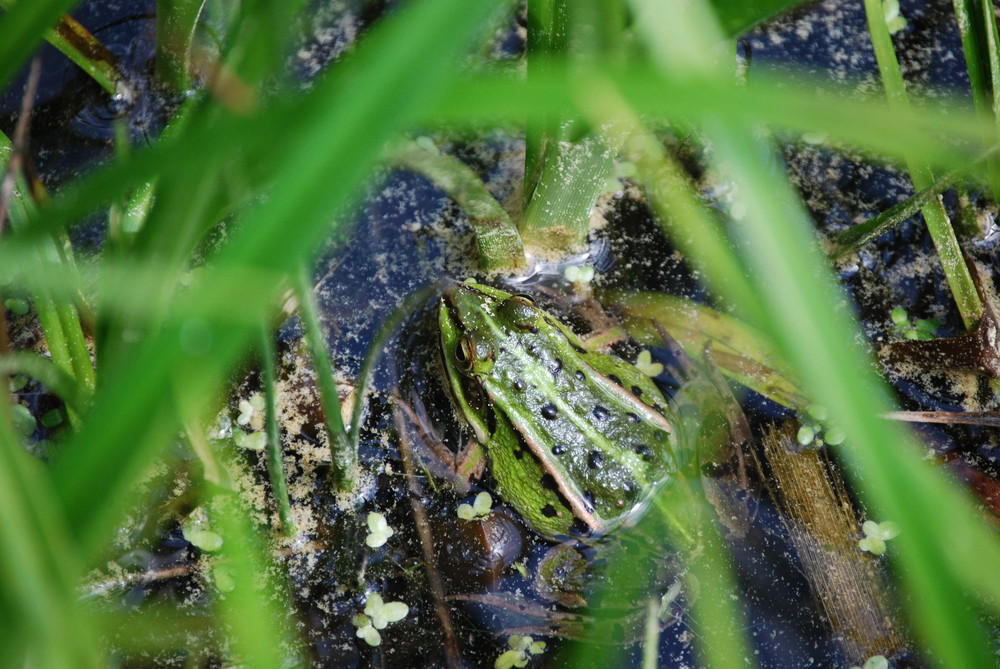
xmin=257 ymin=324 xmax=294 ymax=536
xmin=629 ymin=0 xmax=1000 ymax=664
xmin=47 ymin=12 xmax=124 ymax=95
xmin=716 ymin=122 xmax=999 ymax=668
xmin=0 ymin=6 xmax=129 ymax=95
xmin=432 ymin=65 xmax=995 ymax=174
xmin=215 ymin=495 xmax=302 ymax=667
xmin=951 ymin=0 xmax=1000 ymax=202
xmin=525 ymin=0 xmax=569 ymax=204
xmin=0 ymin=352 xmax=90 ymax=413
xmin=979 ymin=0 xmax=1000 ymax=202
xmin=294 ymin=268 xmax=353 ymax=491
xmin=863 ymin=0 xmax=983 ymax=328
xmin=155 ymin=0 xmax=206 ymax=90
xmin=709 ymin=0 xmax=811 ymax=36
xmin=0 ymin=0 xmax=81 ymax=88
xmin=831 ymin=168 xmax=960 ymax=256
xmin=579 ymin=83 xmax=765 ymax=322
xmin=0 ymin=422 xmax=99 ymax=668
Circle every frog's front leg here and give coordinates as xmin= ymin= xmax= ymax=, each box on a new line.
xmin=454 ymin=437 xmax=487 ymax=480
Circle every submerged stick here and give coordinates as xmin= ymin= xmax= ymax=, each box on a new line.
xmin=393 ymin=402 xmax=463 ymax=669
xmin=762 ymin=422 xmax=903 ymax=664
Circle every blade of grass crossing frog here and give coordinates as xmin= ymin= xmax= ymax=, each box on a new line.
xmin=50 ymin=0 xmax=514 ymax=562
xmin=714 ymin=114 xmax=1000 ymax=669
xmin=432 ymin=66 xmax=993 ymax=176
xmin=632 ymin=0 xmax=1000 ymax=665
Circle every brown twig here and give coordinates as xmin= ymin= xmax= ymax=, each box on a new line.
xmin=392 ymin=399 xmax=463 ymax=669
xmin=883 ymin=410 xmax=1000 ymax=427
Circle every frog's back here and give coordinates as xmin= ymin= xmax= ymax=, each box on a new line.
xmin=484 ymin=314 xmax=677 ymax=536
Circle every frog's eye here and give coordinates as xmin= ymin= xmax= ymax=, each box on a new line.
xmin=455 ymin=335 xmax=495 ymax=373
xmin=499 ymin=295 xmax=538 ymax=329
xmin=510 ymin=293 xmax=535 ymax=305
xmin=455 ymin=337 xmax=475 ymax=372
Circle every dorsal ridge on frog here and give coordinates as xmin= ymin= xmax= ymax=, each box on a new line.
xmin=439 ymin=280 xmax=678 ymax=540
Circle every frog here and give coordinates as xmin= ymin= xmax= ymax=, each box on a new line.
xmin=438 ymin=279 xmax=687 ymax=540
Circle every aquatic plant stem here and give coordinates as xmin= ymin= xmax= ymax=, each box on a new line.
xmin=951 ymin=0 xmax=1000 ymax=203
xmin=641 ymin=597 xmax=660 ymax=669
xmin=388 ymin=138 xmax=525 ymax=271
xmin=257 ymin=325 xmax=295 ymax=536
xmin=0 ymin=2 xmax=124 ymax=95
xmin=155 ymin=0 xmax=207 ymax=91
xmin=863 ymin=0 xmax=983 ymax=329
xmin=293 ymin=268 xmax=353 ymax=491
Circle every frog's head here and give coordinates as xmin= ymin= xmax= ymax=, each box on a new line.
xmin=440 ymin=283 xmax=498 ymax=379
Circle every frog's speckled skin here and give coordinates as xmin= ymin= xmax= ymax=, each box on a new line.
xmin=439 ymin=281 xmax=678 ymax=539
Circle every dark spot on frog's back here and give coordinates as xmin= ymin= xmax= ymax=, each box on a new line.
xmin=582 ymin=490 xmax=596 ymax=513
xmin=551 ymin=444 xmax=568 ymax=456
xmin=513 ymin=378 xmax=526 ymax=391
xmin=626 ymin=412 xmax=640 ymax=423
xmin=587 ymin=451 xmax=604 ymax=469
xmin=592 ymin=405 xmax=610 ymax=421
xmin=631 ymin=385 xmax=643 ymax=396
xmin=633 ymin=444 xmax=654 ymax=461
xmin=540 ymin=403 xmax=558 ymax=419
xmin=549 ymin=358 xmax=563 ymax=375
xmin=608 ymin=374 xmax=622 ymax=386
xmin=541 ymin=504 xmax=559 ymax=518
xmin=540 ymin=474 xmax=559 ymax=492
xmin=574 ymin=369 xmax=585 ymax=381
xmin=570 ymin=517 xmax=591 ymax=536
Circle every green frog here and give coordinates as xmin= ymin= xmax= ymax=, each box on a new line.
xmin=439 ymin=279 xmax=685 ymax=540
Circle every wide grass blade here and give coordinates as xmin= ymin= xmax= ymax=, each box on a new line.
xmin=0 ymin=421 xmax=99 ymax=668
xmin=46 ymin=0 xmax=513 ymax=564
xmin=630 ymin=0 xmax=1000 ymax=664
xmin=520 ymin=132 xmax=617 ymax=252
xmin=0 ymin=0 xmax=82 ymax=88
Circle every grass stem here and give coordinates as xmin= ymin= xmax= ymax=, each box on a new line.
xmin=293 ymin=268 xmax=353 ymax=491
xmin=257 ymin=325 xmax=295 ymax=536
